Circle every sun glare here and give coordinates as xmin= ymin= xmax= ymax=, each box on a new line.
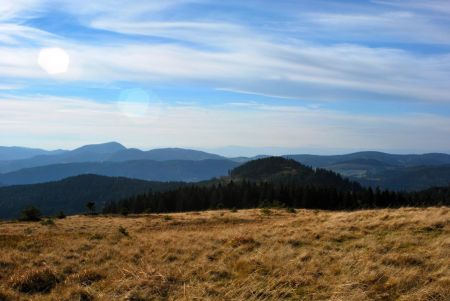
xmin=38 ymin=47 xmax=70 ymax=75
xmin=117 ymin=88 xmax=162 ymax=121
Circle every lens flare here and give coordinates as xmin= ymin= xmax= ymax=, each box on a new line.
xmin=38 ymin=47 xmax=70 ymax=75
xmin=117 ymin=88 xmax=162 ymax=121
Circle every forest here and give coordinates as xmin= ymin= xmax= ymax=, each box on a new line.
xmin=103 ymin=158 xmax=450 ymax=214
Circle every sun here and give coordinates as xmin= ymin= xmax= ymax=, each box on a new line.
xmin=38 ymin=47 xmax=70 ymax=75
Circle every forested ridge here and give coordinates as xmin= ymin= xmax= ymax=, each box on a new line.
xmin=0 ymin=174 xmax=185 ymax=219
xmin=104 ymin=157 xmax=449 ymax=214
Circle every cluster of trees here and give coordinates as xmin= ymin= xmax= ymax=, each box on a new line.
xmin=103 ymin=180 xmax=448 ymax=215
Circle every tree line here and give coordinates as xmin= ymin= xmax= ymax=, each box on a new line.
xmin=103 ymin=180 xmax=449 ymax=215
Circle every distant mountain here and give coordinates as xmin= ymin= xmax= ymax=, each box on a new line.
xmin=0 ymin=174 xmax=184 ymax=219
xmin=0 ymin=142 xmax=126 ymax=173
xmin=284 ymin=152 xmax=450 ymax=191
xmin=285 ymin=151 xmax=450 ymax=168
xmin=356 ymin=164 xmax=450 ymax=191
xmin=2 ymin=143 xmax=450 ymax=191
xmin=0 ymin=159 xmax=239 ymax=186
xmin=72 ymin=141 xmax=126 ymax=154
xmin=0 ymin=143 xmax=227 ymax=173
xmin=0 ymin=146 xmax=66 ymax=161
xmin=107 ymin=147 xmax=225 ymax=162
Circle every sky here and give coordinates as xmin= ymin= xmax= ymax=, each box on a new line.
xmin=1 ymin=0 xmax=450 ymax=155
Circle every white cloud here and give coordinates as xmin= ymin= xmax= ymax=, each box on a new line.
xmin=1 ymin=37 xmax=449 ymax=102
xmin=1 ymin=94 xmax=450 ymax=152
xmin=0 ymin=0 xmax=43 ymax=21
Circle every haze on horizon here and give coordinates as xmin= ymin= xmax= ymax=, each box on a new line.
xmin=1 ymin=0 xmax=450 ymax=154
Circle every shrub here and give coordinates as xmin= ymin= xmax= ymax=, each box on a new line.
xmin=89 ymin=233 xmax=104 ymax=240
xmin=230 ymin=207 xmax=238 ymax=213
xmin=20 ymin=207 xmax=42 ymax=222
xmin=120 ymin=208 xmax=129 ymax=216
xmin=56 ymin=211 xmax=66 ymax=219
xmin=260 ymin=208 xmax=272 ymax=216
xmin=9 ymin=267 xmax=58 ymax=294
xmin=286 ymin=207 xmax=296 ymax=214
xmin=85 ymin=202 xmax=96 ymax=215
xmin=40 ymin=218 xmax=55 ymax=226
xmin=118 ymin=226 xmax=129 ymax=237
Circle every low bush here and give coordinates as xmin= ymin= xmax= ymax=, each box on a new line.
xmin=260 ymin=208 xmax=272 ymax=216
xmin=118 ymin=226 xmax=129 ymax=237
xmin=286 ymin=207 xmax=296 ymax=214
xmin=19 ymin=207 xmax=42 ymax=222
xmin=40 ymin=218 xmax=55 ymax=226
xmin=56 ymin=211 xmax=66 ymax=219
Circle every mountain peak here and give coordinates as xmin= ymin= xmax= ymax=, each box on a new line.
xmin=72 ymin=142 xmax=126 ymax=154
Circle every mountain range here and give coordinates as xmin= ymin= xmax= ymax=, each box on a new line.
xmin=1 ymin=142 xmax=450 ymax=191
xmin=1 ymin=155 xmax=449 ymax=220
xmin=0 ymin=142 xmax=226 ymax=174
xmin=0 ymin=159 xmax=238 ymax=186
xmin=0 ymin=146 xmax=66 ymax=161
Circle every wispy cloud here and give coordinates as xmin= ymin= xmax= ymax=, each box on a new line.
xmin=303 ymin=11 xmax=450 ymax=44
xmin=1 ymin=94 xmax=450 ymax=152
xmin=374 ymin=0 xmax=450 ymax=15
xmin=0 ymin=0 xmax=449 ymax=103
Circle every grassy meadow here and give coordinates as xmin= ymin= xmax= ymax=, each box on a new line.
xmin=0 ymin=207 xmax=449 ymax=300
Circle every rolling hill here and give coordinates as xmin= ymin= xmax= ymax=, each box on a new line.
xmin=356 ymin=164 xmax=450 ymax=191
xmin=229 ymin=157 xmax=362 ymax=190
xmin=285 ymin=152 xmax=450 ymax=191
xmin=0 ymin=146 xmax=66 ymax=161
xmin=285 ymin=151 xmax=450 ymax=168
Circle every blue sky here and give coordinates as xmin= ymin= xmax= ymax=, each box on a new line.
xmin=1 ymin=0 xmax=450 ymax=155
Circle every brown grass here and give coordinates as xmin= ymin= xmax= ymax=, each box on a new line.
xmin=0 ymin=207 xmax=448 ymax=300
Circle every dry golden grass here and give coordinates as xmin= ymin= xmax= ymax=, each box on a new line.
xmin=0 ymin=207 xmax=449 ymax=300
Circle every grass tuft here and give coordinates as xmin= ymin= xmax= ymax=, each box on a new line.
xmin=9 ymin=267 xmax=58 ymax=294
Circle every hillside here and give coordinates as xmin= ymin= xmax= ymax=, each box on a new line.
xmin=0 ymin=175 xmax=184 ymax=219
xmin=0 ymin=208 xmax=448 ymax=300
xmin=0 ymin=159 xmax=239 ymax=186
xmin=285 ymin=152 xmax=450 ymax=191
xmin=357 ymin=165 xmax=450 ymax=191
